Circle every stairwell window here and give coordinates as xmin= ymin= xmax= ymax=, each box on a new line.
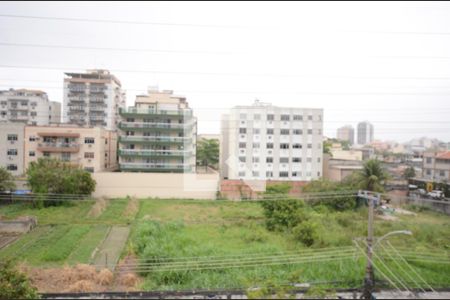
xmin=85 ymin=137 xmax=95 ymax=144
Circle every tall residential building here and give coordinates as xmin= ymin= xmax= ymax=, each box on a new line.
xmin=63 ymin=69 xmax=125 ymax=130
xmin=357 ymin=121 xmax=374 ymax=145
xmin=220 ymin=100 xmax=323 ymax=181
xmin=0 ymin=89 xmax=61 ymax=125
xmin=24 ymin=125 xmax=118 ymax=173
xmin=337 ymin=125 xmax=355 ymax=145
xmin=118 ymin=88 xmax=197 ymax=173
xmin=0 ymin=123 xmax=25 ymax=176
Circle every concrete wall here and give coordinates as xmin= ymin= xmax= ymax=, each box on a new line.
xmin=220 ymin=179 xmax=308 ymax=200
xmin=92 ymin=172 xmax=219 ymax=199
xmin=0 ymin=217 xmax=37 ymax=233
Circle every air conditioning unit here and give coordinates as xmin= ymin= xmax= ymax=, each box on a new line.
xmin=88 ymin=144 xmax=92 ymax=148
xmin=10 ymin=141 xmax=15 ymax=144
xmin=88 ymin=159 xmax=92 ymax=162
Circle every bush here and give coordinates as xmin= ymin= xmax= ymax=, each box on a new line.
xmin=260 ymin=199 xmax=308 ymax=231
xmin=302 ymin=179 xmax=356 ymax=211
xmin=0 ymin=260 xmax=39 ymax=299
xmin=0 ymin=167 xmax=15 ymax=192
xmin=292 ymin=221 xmax=318 ymax=247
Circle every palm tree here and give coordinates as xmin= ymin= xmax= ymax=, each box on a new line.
xmin=357 ymin=159 xmax=389 ymax=192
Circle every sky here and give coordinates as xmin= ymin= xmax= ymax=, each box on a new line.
xmin=0 ymin=1 xmax=449 ymax=143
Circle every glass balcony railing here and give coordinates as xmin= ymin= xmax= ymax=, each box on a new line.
xmin=120 ymin=163 xmax=192 ymax=172
xmin=119 ymin=108 xmax=193 ymax=116
xmin=119 ymin=136 xmax=191 ymax=143
xmin=119 ymin=122 xmax=193 ymax=130
xmin=119 ymin=149 xmax=192 ymax=157
xmin=37 ymin=142 xmax=80 ymax=153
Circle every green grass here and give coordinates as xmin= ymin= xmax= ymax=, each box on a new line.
xmin=66 ymin=225 xmax=110 ymax=265
xmin=96 ymin=198 xmax=132 ymax=224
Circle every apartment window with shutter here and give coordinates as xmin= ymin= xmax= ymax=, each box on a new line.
xmin=280 ymin=157 xmax=289 ymax=163
xmin=267 ymin=114 xmax=274 ymax=121
xmin=280 ymin=143 xmax=289 ymax=149
xmin=239 ymin=128 xmax=247 ymax=134
xmin=266 ymin=157 xmax=273 ymax=163
xmin=293 ymin=144 xmax=302 ymax=149
xmin=293 ymin=157 xmax=301 ymax=163
xmin=279 ymin=172 xmax=289 ymax=177
xmin=7 ymin=164 xmax=17 ymax=171
xmin=253 ymin=143 xmax=260 ymax=149
xmin=239 ymin=142 xmax=246 ymax=148
xmin=293 ymin=129 xmax=302 ymax=135
xmin=7 ymin=149 xmax=17 ymax=156
xmin=281 ymin=115 xmax=290 ymax=121
xmin=84 ymin=152 xmax=95 ymax=159
xmin=7 ymin=134 xmax=18 ymax=141
xmin=293 ymin=115 xmax=303 ymax=121
xmin=252 ymin=157 xmax=260 ymax=163
xmin=85 ymin=137 xmax=95 ymax=144
xmin=280 ymin=129 xmax=289 ymax=135
xmin=239 ymin=157 xmax=246 ymax=162
xmin=267 ymin=128 xmax=274 ymax=135
xmin=266 ymin=143 xmax=274 ymax=149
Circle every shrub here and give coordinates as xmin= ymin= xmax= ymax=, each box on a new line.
xmin=0 ymin=167 xmax=15 ymax=192
xmin=260 ymin=199 xmax=308 ymax=231
xmin=0 ymin=260 xmax=39 ymax=299
xmin=292 ymin=221 xmax=318 ymax=247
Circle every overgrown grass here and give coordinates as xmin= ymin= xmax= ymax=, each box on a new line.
xmin=66 ymin=225 xmax=110 ymax=265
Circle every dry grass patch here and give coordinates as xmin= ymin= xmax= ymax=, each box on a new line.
xmin=66 ymin=280 xmax=95 ymax=293
xmin=87 ymin=197 xmax=109 ymax=218
xmin=123 ymin=197 xmax=139 ymax=219
xmin=96 ymin=268 xmax=114 ymax=285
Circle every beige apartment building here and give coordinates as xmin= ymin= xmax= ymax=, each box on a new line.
xmin=337 ymin=125 xmax=355 ymax=145
xmin=118 ymin=88 xmax=197 ymax=173
xmin=0 ymin=123 xmax=26 ymax=176
xmin=422 ymin=151 xmax=450 ymax=182
xmin=24 ymin=125 xmax=118 ymax=173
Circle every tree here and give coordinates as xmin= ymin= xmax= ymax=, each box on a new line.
xmin=302 ymin=179 xmax=357 ymax=210
xmin=323 ymin=140 xmax=332 ymax=156
xmin=26 ymin=158 xmax=96 ymax=206
xmin=0 ymin=260 xmax=39 ymax=299
xmin=196 ymin=139 xmax=219 ymax=171
xmin=356 ymin=159 xmax=389 ymax=192
xmin=0 ymin=167 xmax=15 ymax=192
xmin=403 ymin=166 xmax=416 ymax=180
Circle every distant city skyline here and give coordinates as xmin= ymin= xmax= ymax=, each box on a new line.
xmin=0 ymin=2 xmax=449 ymax=142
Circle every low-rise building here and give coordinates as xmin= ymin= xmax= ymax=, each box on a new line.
xmin=422 ymin=151 xmax=450 ymax=182
xmin=118 ymin=88 xmax=197 ymax=173
xmin=24 ymin=125 xmax=118 ymax=173
xmin=0 ymin=123 xmax=25 ymax=176
xmin=323 ymin=153 xmax=363 ymax=182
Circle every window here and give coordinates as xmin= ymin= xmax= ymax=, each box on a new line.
xmin=280 ymin=143 xmax=289 ymax=149
xmin=84 ymin=152 xmax=95 ymax=159
xmin=30 ymin=112 xmax=37 ymax=117
xmin=281 ymin=114 xmax=290 ymax=121
xmin=84 ymin=167 xmax=94 ymax=173
xmin=292 ymin=144 xmax=302 ymax=149
xmin=308 ymin=115 xmax=313 ymax=121
xmin=253 ymin=143 xmax=260 ymax=149
xmin=7 ymin=149 xmax=17 ymax=156
xmin=1 ymin=111 xmax=6 ymax=117
xmin=293 ymin=129 xmax=303 ymax=135
xmin=29 ymin=151 xmax=35 ymax=157
xmin=318 ymin=157 xmax=321 ymax=163
xmin=43 ymin=152 xmax=50 ymax=157
xmin=267 ymin=128 xmax=274 ymax=135
xmin=7 ymin=134 xmax=18 ymax=141
xmin=307 ymin=144 xmax=312 ymax=149
xmin=238 ymin=171 xmax=246 ymax=177
xmin=293 ymin=115 xmax=303 ymax=121
xmin=61 ymin=153 xmax=71 ymax=161
xmin=317 ymin=171 xmax=321 ymax=177
xmin=267 ymin=114 xmax=274 ymax=121
xmin=292 ymin=172 xmax=300 ymax=177
xmin=426 ymin=157 xmax=432 ymax=164
xmin=105 ymin=139 xmax=108 ymax=145
xmin=426 ymin=169 xmax=431 ymax=175
xmin=254 ymin=114 xmax=261 ymax=120
xmin=85 ymin=137 xmax=95 ymax=144
xmin=266 ymin=171 xmax=273 ymax=177
xmin=7 ymin=164 xmax=17 ymax=171
xmin=307 ymin=157 xmax=312 ymax=162
xmin=307 ymin=129 xmax=313 ymax=135
xmin=127 ymin=118 xmax=135 ymax=122
xmin=239 ymin=128 xmax=247 ymax=134
xmin=239 ymin=157 xmax=246 ymax=162
xmin=440 ymin=170 xmax=445 ymax=177
xmin=293 ymin=157 xmax=301 ymax=163
xmin=240 ymin=113 xmax=247 ymax=120
xmin=252 ymin=171 xmax=259 ymax=177
xmin=279 ymin=171 xmax=289 ymax=177
xmin=266 ymin=143 xmax=274 ymax=149
xmin=252 ymin=157 xmax=260 ymax=163
xmin=239 ymin=142 xmax=246 ymax=148
xmin=266 ymin=157 xmax=273 ymax=163
xmin=29 ymin=136 xmax=36 ymax=142
xmin=280 ymin=129 xmax=290 ymax=135
xmin=306 ymin=172 xmax=312 ymax=177
xmin=254 ymin=129 xmax=260 ymax=134
xmin=280 ymin=157 xmax=289 ymax=163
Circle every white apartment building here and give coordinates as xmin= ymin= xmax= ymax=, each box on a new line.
xmin=63 ymin=69 xmax=125 ymax=130
xmin=357 ymin=121 xmax=374 ymax=145
xmin=0 ymin=123 xmax=25 ymax=176
xmin=0 ymin=89 xmax=61 ymax=125
xmin=118 ymin=88 xmax=197 ymax=173
xmin=220 ymin=101 xmax=323 ymax=181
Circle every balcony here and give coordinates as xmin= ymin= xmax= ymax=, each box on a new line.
xmin=9 ymin=115 xmax=28 ymax=121
xmin=89 ymin=85 xmax=107 ymax=93
xmin=90 ymin=97 xmax=106 ymax=103
xmin=118 ymin=136 xmax=191 ymax=144
xmin=119 ymin=162 xmax=192 ymax=172
xmin=68 ymin=95 xmax=87 ymax=102
xmin=68 ymin=85 xmax=86 ymax=93
xmin=119 ymin=149 xmax=192 ymax=158
xmin=37 ymin=142 xmax=80 ymax=153
xmin=69 ymin=105 xmax=86 ymax=112
xmin=118 ymin=122 xmax=193 ymax=131
xmin=89 ymin=115 xmax=105 ymax=121
xmin=89 ymin=105 xmax=106 ymax=111
xmin=119 ymin=108 xmax=193 ymax=118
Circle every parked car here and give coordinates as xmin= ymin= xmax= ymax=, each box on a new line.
xmin=427 ymin=190 xmax=444 ymax=200
xmin=417 ymin=189 xmax=427 ymax=196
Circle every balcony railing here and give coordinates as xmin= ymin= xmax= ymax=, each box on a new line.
xmin=68 ymin=95 xmax=87 ymax=102
xmin=68 ymin=85 xmax=86 ymax=93
xmin=69 ymin=105 xmax=86 ymax=111
xmin=119 ymin=108 xmax=193 ymax=117
xmin=89 ymin=115 xmax=105 ymax=121
xmin=120 ymin=162 xmax=192 ymax=172
xmin=37 ymin=142 xmax=80 ymax=153
xmin=119 ymin=136 xmax=191 ymax=144
xmin=119 ymin=149 xmax=192 ymax=157
xmin=119 ymin=122 xmax=193 ymax=130
xmin=89 ymin=105 xmax=106 ymax=111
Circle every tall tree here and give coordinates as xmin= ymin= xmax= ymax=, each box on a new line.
xmin=357 ymin=159 xmax=389 ymax=192
xmin=0 ymin=167 xmax=15 ymax=192
xmin=196 ymin=139 xmax=219 ymax=171
xmin=403 ymin=166 xmax=416 ymax=180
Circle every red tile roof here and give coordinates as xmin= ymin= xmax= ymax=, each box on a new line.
xmin=436 ymin=151 xmax=450 ymax=159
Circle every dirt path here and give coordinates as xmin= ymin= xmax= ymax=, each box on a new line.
xmin=92 ymin=226 xmax=130 ymax=271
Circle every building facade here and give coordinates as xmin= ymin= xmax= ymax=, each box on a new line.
xmin=0 ymin=123 xmax=25 ymax=176
xmin=422 ymin=151 xmax=450 ymax=182
xmin=0 ymin=89 xmax=61 ymax=125
xmin=337 ymin=125 xmax=355 ymax=145
xmin=118 ymin=88 xmax=197 ymax=173
xmin=357 ymin=121 xmax=374 ymax=145
xmin=24 ymin=125 xmax=118 ymax=173
xmin=63 ymin=69 xmax=125 ymax=130
xmin=220 ymin=101 xmax=323 ymax=181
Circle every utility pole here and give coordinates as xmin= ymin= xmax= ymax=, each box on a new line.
xmin=358 ymin=190 xmax=381 ymax=300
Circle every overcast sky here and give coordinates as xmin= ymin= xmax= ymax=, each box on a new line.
xmin=0 ymin=1 xmax=449 ymax=142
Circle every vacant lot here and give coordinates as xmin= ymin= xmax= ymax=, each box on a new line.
xmin=0 ymin=198 xmax=449 ymax=292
